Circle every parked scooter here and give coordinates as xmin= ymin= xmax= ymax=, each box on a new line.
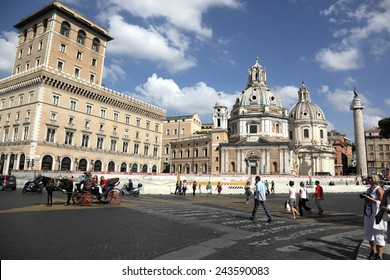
xmin=121 ymin=179 xmax=142 ymax=197
xmin=22 ymin=180 xmax=43 ymax=193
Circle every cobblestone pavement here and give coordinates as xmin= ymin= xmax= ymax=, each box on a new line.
xmin=0 ymin=190 xmax=382 ymax=260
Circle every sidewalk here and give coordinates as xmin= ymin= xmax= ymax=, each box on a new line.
xmin=356 ymin=240 xmax=390 ymax=260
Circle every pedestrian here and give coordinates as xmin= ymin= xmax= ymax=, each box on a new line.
xmin=192 ymin=181 xmax=197 ymax=196
xmin=312 ymin=180 xmax=324 ymax=214
xmin=288 ymin=180 xmax=299 ymax=219
xmin=198 ymin=184 xmax=201 ymax=194
xmin=182 ymin=180 xmax=187 ymax=196
xmin=206 ymin=181 xmax=212 ymax=198
xmin=271 ymin=180 xmax=275 ymax=193
xmin=379 ymin=185 xmax=390 ymax=247
xmin=361 ymin=176 xmax=385 ymax=259
xmin=298 ymin=181 xmax=311 ymax=216
xmin=244 ymin=181 xmax=252 ymax=204
xmin=175 ymin=181 xmax=180 ymax=194
xmin=216 ymin=182 xmax=222 ymax=198
xmin=265 ymin=180 xmax=269 ymax=194
xmin=251 ymin=176 xmax=273 ymax=223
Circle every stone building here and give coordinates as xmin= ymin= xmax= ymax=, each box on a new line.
xmin=328 ymin=130 xmax=353 ymax=175
xmin=365 ymin=128 xmax=390 ymax=177
xmin=288 ymin=83 xmax=335 ymax=176
xmin=0 ymin=1 xmax=166 ymax=174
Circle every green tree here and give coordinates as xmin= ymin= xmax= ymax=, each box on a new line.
xmin=378 ymin=117 xmax=390 ymax=138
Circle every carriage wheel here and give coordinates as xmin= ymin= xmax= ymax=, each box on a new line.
xmin=107 ymin=189 xmax=123 ymax=205
xmin=80 ymin=193 xmax=93 ymax=206
xmin=72 ymin=192 xmax=83 ymax=204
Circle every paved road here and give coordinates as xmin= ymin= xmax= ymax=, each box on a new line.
xmin=0 ymin=189 xmax=375 ymax=260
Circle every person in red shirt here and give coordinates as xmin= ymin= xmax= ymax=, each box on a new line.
xmin=312 ymin=180 xmax=324 ymax=214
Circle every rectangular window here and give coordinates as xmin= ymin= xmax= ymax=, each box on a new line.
xmin=18 ymin=95 xmax=24 ymax=105
xmin=153 ymin=147 xmax=158 ymax=157
xmin=28 ymin=45 xmax=33 ymax=55
xmin=92 ymin=58 xmax=97 ymax=67
xmin=70 ymin=100 xmax=77 ymax=110
xmin=113 ymin=112 xmax=119 ymax=121
xmin=97 ymin=137 xmax=104 ymax=150
xmin=110 ymin=140 xmax=117 ymax=151
xmin=65 ymin=131 xmax=73 ymax=145
xmin=146 ymin=121 xmax=150 ymax=130
xmin=134 ymin=144 xmax=139 ymax=154
xmin=144 ymin=145 xmax=149 ymax=156
xmin=166 ymin=129 xmax=170 ymax=136
xmin=155 ymin=124 xmax=159 ymax=132
xmin=125 ymin=115 xmax=130 ymax=125
xmin=303 ymin=129 xmax=309 ymax=138
xmin=46 ymin=128 xmax=55 ymax=142
xmin=74 ymin=68 xmax=80 ymax=77
xmin=60 ymin=43 xmax=66 ymax=53
xmin=57 ymin=61 xmax=64 ymax=71
xmin=35 ymin=58 xmax=40 ymax=67
xmin=86 ymin=104 xmax=92 ymax=115
xmin=320 ymin=129 xmax=324 ymax=139
xmin=13 ymin=127 xmax=19 ymax=141
xmin=100 ymin=108 xmax=106 ymax=118
xmin=136 ymin=118 xmax=141 ymax=127
xmin=52 ymin=95 xmax=60 ymax=105
xmin=81 ymin=135 xmax=89 ymax=147
xmin=23 ymin=126 xmax=29 ymax=141
xmin=25 ymin=62 xmax=30 ymax=71
xmin=123 ymin=142 xmax=129 ymax=153
xmin=289 ymin=130 xmax=293 ymax=140
xmin=250 ymin=125 xmax=257 ymax=134
xmin=38 ymin=41 xmax=43 ymax=50
xmin=90 ymin=74 xmax=95 ymax=83
xmin=76 ymin=51 xmax=82 ymax=60
xmin=18 ymin=50 xmax=23 ymax=59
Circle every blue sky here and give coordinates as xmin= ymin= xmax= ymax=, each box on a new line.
xmin=1 ymin=0 xmax=390 ymax=142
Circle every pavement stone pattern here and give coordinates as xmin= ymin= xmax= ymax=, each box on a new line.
xmin=0 ymin=190 xmax=388 ymax=260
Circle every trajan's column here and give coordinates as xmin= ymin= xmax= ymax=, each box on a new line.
xmin=350 ymin=90 xmax=368 ymax=177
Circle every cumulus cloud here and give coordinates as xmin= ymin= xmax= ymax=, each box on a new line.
xmin=320 ymin=84 xmax=385 ymax=129
xmin=132 ymin=73 xmax=236 ymax=119
xmin=103 ymin=63 xmax=127 ymax=84
xmin=0 ymin=31 xmax=17 ymax=75
xmin=274 ymin=85 xmax=299 ymax=110
xmin=318 ymin=0 xmax=390 ymax=70
xmin=106 ymin=15 xmax=196 ymax=73
xmin=96 ymin=0 xmax=242 ymax=73
xmin=315 ymin=48 xmax=362 ymax=71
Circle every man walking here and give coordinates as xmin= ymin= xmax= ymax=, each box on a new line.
xmin=312 ymin=180 xmax=324 ymax=214
xmin=251 ymin=176 xmax=273 ymax=223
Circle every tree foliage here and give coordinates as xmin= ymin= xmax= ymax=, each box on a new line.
xmin=378 ymin=117 xmax=390 ymax=138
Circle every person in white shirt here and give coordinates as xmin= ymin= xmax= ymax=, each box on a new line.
xmin=298 ymin=181 xmax=311 ymax=216
xmin=251 ymin=176 xmax=272 ymax=223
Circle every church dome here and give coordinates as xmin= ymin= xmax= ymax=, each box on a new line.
xmin=289 ymin=83 xmax=326 ymax=122
xmin=233 ymin=57 xmax=283 ymax=110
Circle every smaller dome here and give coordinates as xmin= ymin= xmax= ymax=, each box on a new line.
xmin=215 ymin=98 xmax=227 ymax=108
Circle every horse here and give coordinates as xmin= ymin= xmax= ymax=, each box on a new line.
xmin=34 ymin=175 xmax=74 ymax=206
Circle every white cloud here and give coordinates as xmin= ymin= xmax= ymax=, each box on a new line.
xmin=0 ymin=31 xmax=17 ymax=74
xmin=315 ymin=48 xmax=362 ymax=71
xmin=103 ymin=63 xmax=127 ymax=84
xmin=320 ymin=85 xmax=386 ymax=129
xmin=98 ymin=0 xmax=242 ymax=39
xmin=275 ymin=85 xmax=299 ymax=109
xmin=106 ymin=15 xmax=196 ymax=73
xmin=320 ymin=0 xmax=390 ymax=63
xmin=133 ymin=73 xmax=236 ymax=119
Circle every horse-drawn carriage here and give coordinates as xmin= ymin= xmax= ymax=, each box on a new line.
xmin=73 ymin=177 xmax=123 ymax=206
xmin=34 ymin=175 xmax=123 ymax=206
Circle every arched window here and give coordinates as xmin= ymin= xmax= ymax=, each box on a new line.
xmin=8 ymin=154 xmax=15 ymax=173
xmin=231 ymin=162 xmax=236 ymax=172
xmin=193 ymin=163 xmax=198 ymax=174
xmin=185 ymin=163 xmax=190 ymax=174
xmin=142 ymin=164 xmax=148 ymax=173
xmin=41 ymin=155 xmax=53 ymax=171
xmin=77 ymin=30 xmax=86 ymax=45
xmin=131 ymin=163 xmax=138 ymax=173
xmin=19 ymin=154 xmax=26 ymax=170
xmin=94 ymin=160 xmax=102 ymax=172
xmin=60 ymin=21 xmax=71 ymax=37
xmin=272 ymin=162 xmax=278 ymax=173
xmin=171 ymin=164 xmax=175 ymax=173
xmin=178 ymin=164 xmax=182 ymax=173
xmin=78 ymin=159 xmax=87 ymax=171
xmin=92 ymin=38 xmax=100 ymax=52
xmin=120 ymin=162 xmax=127 ymax=172
xmin=152 ymin=165 xmax=157 ymax=173
xmin=108 ymin=161 xmax=115 ymax=172
xmin=61 ymin=157 xmax=71 ymax=171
